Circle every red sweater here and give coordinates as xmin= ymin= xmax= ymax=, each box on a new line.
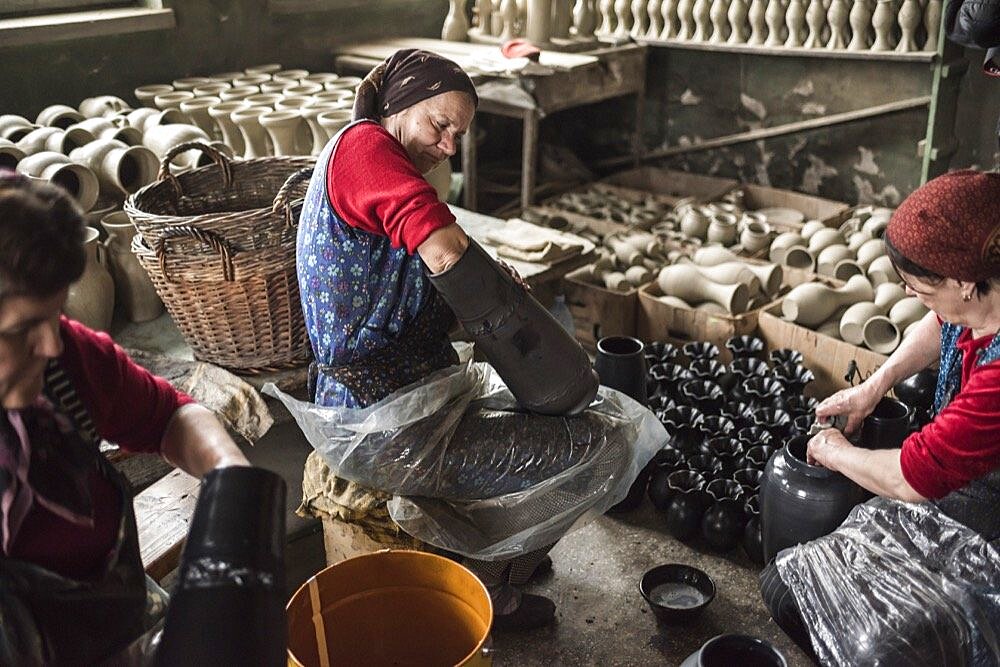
xmin=327 ymin=122 xmax=454 ymax=252
xmin=9 ymin=317 xmax=193 ymax=579
xmin=901 ymin=329 xmax=1000 ymax=499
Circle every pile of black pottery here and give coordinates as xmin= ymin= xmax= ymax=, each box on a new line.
xmin=629 ymin=336 xmax=818 ymax=565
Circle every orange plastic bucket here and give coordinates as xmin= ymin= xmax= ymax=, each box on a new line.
xmin=287 ymin=550 xmax=493 ymax=666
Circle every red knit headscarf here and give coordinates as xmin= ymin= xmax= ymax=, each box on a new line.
xmin=885 ymin=170 xmax=1000 ymax=282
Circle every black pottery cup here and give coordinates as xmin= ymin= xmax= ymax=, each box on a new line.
xmin=725 ymin=335 xmax=765 ymax=360
xmin=687 ymin=453 xmax=724 ymax=481
xmin=742 ymin=494 xmax=764 ymax=565
xmin=661 ymin=405 xmax=705 ymax=453
xmin=688 ymin=358 xmax=727 ymax=383
xmin=736 ymin=426 xmax=773 ymax=450
xmin=664 ymin=470 xmax=711 ymax=541
xmin=681 ymin=634 xmax=787 ymax=667
xmin=595 ymin=336 xmax=647 ymax=405
xmin=771 ymin=363 xmax=816 ymax=395
xmin=640 ymin=564 xmax=716 ymax=624
xmin=745 ymin=444 xmax=777 ymax=471
xmin=752 ymin=408 xmax=793 ymax=439
xmin=768 ymin=348 xmax=803 ymax=367
xmin=703 ymin=436 xmax=744 ymax=476
xmin=742 ymin=376 xmax=787 ymax=408
xmin=860 ymin=396 xmax=914 ymax=450
xmin=680 ymin=379 xmax=725 ymax=413
xmin=682 ymin=341 xmax=721 ymax=364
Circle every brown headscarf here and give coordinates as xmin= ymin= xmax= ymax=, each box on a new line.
xmin=352 ymin=48 xmax=478 ymax=122
xmin=885 ymin=170 xmax=1000 ymax=282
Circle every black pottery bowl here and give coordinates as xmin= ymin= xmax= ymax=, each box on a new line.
xmin=725 ymin=335 xmax=765 ymax=360
xmin=736 ymin=426 xmax=773 ymax=450
xmin=682 ymin=634 xmax=787 ymax=666
xmin=649 ymin=394 xmax=676 ymax=412
xmin=680 ymin=379 xmax=725 ymax=413
xmin=650 ymin=363 xmax=692 ymax=399
xmin=703 ymin=436 xmax=744 ymax=475
xmin=700 ymin=415 xmax=736 ymax=438
xmin=729 ymin=357 xmax=771 ymax=382
xmin=732 ymin=467 xmax=762 ymax=494
xmin=790 ymin=413 xmax=814 ymax=436
xmin=648 ymin=340 xmax=680 ymax=364
xmin=783 ymin=395 xmax=818 ymax=419
xmin=640 ymin=564 xmax=716 ymax=624
xmin=742 ymin=376 xmax=787 ymax=408
xmin=687 ymin=453 xmax=723 ymax=481
xmin=768 ymin=348 xmax=803 ymax=367
xmin=683 ymin=341 xmax=721 ymax=363
xmin=751 ymin=408 xmax=793 ymax=438
xmin=744 ymin=444 xmax=777 ymax=470
xmin=688 ymin=358 xmax=727 ymax=383
xmin=771 ymin=363 xmax=816 ymax=394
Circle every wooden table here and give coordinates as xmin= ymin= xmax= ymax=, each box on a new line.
xmin=333 ymin=38 xmax=648 ymax=214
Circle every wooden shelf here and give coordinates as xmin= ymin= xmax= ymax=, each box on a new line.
xmin=636 ymin=37 xmax=937 ymax=63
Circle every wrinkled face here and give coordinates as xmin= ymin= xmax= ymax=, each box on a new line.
xmin=0 ymin=289 xmax=66 ymax=409
xmin=382 ymin=91 xmax=475 ymax=175
xmin=898 ymin=270 xmax=972 ymax=325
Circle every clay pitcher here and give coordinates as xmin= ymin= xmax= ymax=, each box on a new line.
xmin=65 ymin=227 xmax=115 ymax=331
xmin=100 ymin=212 xmax=164 ymax=323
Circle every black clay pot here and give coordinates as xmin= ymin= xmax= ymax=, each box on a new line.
xmin=699 ymin=415 xmax=736 ymax=441
xmin=732 ymin=467 xmax=762 ymax=494
xmin=744 ymin=444 xmax=777 ymax=471
xmin=650 ymin=363 xmax=693 ymax=401
xmin=729 ymin=357 xmax=771 ymax=387
xmin=788 ymin=414 xmax=813 ymax=437
xmin=752 ymin=408 xmax=793 ymax=440
xmin=682 ymin=341 xmax=721 ymax=364
xmin=680 ymin=634 xmax=787 ymax=667
xmin=661 ymin=406 xmax=705 ymax=453
xmin=768 ymin=348 xmax=803 ymax=367
xmin=736 ymin=426 xmax=773 ymax=451
xmin=703 ymin=436 xmax=744 ymax=476
xmin=725 ymin=335 xmax=765 ymax=360
xmin=893 ymin=368 xmax=937 ymax=414
xmin=653 ymin=445 xmax=687 ymax=469
xmin=648 ymin=340 xmax=680 ymax=364
xmin=649 ymin=450 xmax=688 ymax=510
xmin=680 ymin=379 xmax=725 ymax=413
xmin=649 ymin=394 xmax=676 ymax=413
xmin=686 ymin=453 xmax=724 ymax=481
xmin=664 ymin=470 xmax=711 ymax=541
xmin=688 ymin=358 xmax=727 ymax=384
xmin=860 ymin=396 xmax=914 ymax=450
xmin=742 ymin=494 xmax=765 ymax=566
xmin=701 ymin=479 xmax=747 ymax=552
xmin=595 ymin=336 xmax=648 ymax=405
xmin=644 ymin=350 xmax=660 ymax=369
xmin=771 ymin=363 xmax=816 ymax=395
xmin=783 ymin=395 xmax=819 ymax=419
xmin=741 ymin=376 xmax=787 ymax=408
xmin=760 ymin=435 xmax=867 ymax=562
xmin=640 ymin=563 xmax=716 ymax=624
xmin=609 ymin=460 xmax=654 ymax=513
xmin=157 ymin=467 xmax=287 ymax=666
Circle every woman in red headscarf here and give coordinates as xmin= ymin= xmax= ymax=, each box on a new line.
xmin=759 ymin=170 xmax=1000 ymax=665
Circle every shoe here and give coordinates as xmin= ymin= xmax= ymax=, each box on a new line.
xmin=493 ymin=593 xmax=556 ymax=631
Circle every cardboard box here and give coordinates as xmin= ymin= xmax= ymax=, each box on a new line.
xmin=756 ymin=306 xmax=888 ymax=399
xmin=739 ymin=183 xmax=851 ymax=227
xmin=601 ymin=167 xmax=739 ymax=204
xmin=562 ymin=265 xmax=640 ymax=352
xmin=636 ymin=282 xmax=781 ymax=349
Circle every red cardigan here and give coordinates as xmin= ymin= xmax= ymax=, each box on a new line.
xmin=327 ymin=122 xmax=454 ymax=252
xmin=9 ymin=317 xmax=193 ymax=579
xmin=901 ymin=328 xmax=1000 ymax=499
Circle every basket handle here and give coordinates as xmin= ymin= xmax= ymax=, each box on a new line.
xmin=153 ymin=225 xmax=237 ymax=283
xmin=271 ymin=167 xmax=314 ymax=228
xmin=156 ymin=141 xmax=234 ymax=196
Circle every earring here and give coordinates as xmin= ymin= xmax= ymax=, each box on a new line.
xmin=963 ymin=292 xmax=973 ymax=302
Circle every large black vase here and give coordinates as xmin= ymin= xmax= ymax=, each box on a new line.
xmin=157 ymin=466 xmax=287 ymax=666
xmin=860 ymin=396 xmax=914 ymax=450
xmin=701 ymin=479 xmax=746 ymax=551
xmin=594 ymin=336 xmax=648 ymax=404
xmin=664 ymin=470 xmax=711 ymax=541
xmin=760 ymin=435 xmax=866 ymax=562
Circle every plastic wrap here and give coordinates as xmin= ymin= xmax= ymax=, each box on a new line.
xmin=265 ymin=361 xmax=666 ymax=559
xmin=775 ymin=497 xmax=1000 ymax=666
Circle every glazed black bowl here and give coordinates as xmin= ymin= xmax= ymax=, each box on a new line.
xmin=719 ymin=402 xmax=753 ymax=430
xmin=687 ymin=454 xmax=723 ymax=481
xmin=725 ymin=335 xmax=765 ymax=360
xmin=682 ymin=634 xmax=787 ymax=666
xmin=768 ymin=348 xmax=803 ymax=368
xmin=729 ymin=357 xmax=771 ymax=388
xmin=682 ymin=341 xmax=721 ymax=364
xmin=893 ymin=368 xmax=937 ymax=413
xmin=751 ymin=408 xmax=793 ymax=439
xmin=790 ymin=413 xmax=814 ymax=436
xmin=736 ymin=426 xmax=773 ymax=450
xmin=650 ymin=363 xmax=693 ymax=400
xmin=661 ymin=405 xmax=705 ymax=452
xmin=688 ymin=358 xmax=727 ymax=383
xmin=703 ymin=437 xmax=744 ymax=475
xmin=732 ymin=467 xmax=762 ymax=493
xmin=783 ymin=395 xmax=818 ymax=419
xmin=648 ymin=340 xmax=680 ymax=364
xmin=680 ymin=379 xmax=725 ymax=413
xmin=771 ymin=363 xmax=816 ymax=395
xmin=742 ymin=377 xmax=787 ymax=408
xmin=640 ymin=564 xmax=716 ymax=624
xmin=700 ymin=415 xmax=736 ymax=438
xmin=744 ymin=445 xmax=777 ymax=470
xmin=860 ymin=397 xmax=914 ymax=450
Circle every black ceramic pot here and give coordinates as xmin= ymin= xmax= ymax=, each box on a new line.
xmin=682 ymin=341 xmax=721 ymax=364
xmin=729 ymin=357 xmax=771 ymax=384
xmin=752 ymin=408 xmax=793 ymax=440
xmin=650 ymin=363 xmax=693 ymax=402
xmin=680 ymin=634 xmax=787 ymax=667
xmin=680 ymin=379 xmax=725 ymax=413
xmin=639 ymin=564 xmax=716 ymax=624
xmin=699 ymin=416 xmax=736 ymax=442
xmin=860 ymin=397 xmax=914 ymax=450
xmin=649 ymin=449 xmax=688 ymax=510
xmin=736 ymin=426 xmax=773 ymax=451
xmin=760 ymin=435 xmax=867 ymax=562
xmin=741 ymin=377 xmax=787 ymax=408
xmin=768 ymin=348 xmax=803 ymax=367
xmin=725 ymin=335 xmax=765 ymax=360
xmin=703 ymin=436 xmax=744 ymax=476
xmin=893 ymin=368 xmax=937 ymax=414
xmin=649 ymin=394 xmax=676 ymax=412
xmin=742 ymin=494 xmax=764 ymax=566
xmin=687 ymin=454 xmax=723 ymax=481
xmin=789 ymin=414 xmax=814 ymax=437
xmin=783 ymin=395 xmax=819 ymax=420
xmin=771 ymin=363 xmax=816 ymax=395
xmin=608 ymin=460 xmax=654 ymax=513
xmin=661 ymin=406 xmax=705 ymax=453
xmin=664 ymin=470 xmax=711 ymax=541
xmin=648 ymin=340 xmax=680 ymax=364
xmin=688 ymin=359 xmax=727 ymax=384
xmin=720 ymin=402 xmax=753 ymax=431
xmin=595 ymin=336 xmax=647 ymax=405
xmin=732 ymin=467 xmax=762 ymax=493
xmin=743 ymin=444 xmax=777 ymax=471
xmin=701 ymin=479 xmax=747 ymax=551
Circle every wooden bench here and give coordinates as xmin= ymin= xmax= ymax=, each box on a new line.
xmin=134 ymin=468 xmax=200 ymax=582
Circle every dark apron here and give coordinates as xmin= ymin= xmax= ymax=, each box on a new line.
xmin=0 ymin=361 xmax=149 ymax=666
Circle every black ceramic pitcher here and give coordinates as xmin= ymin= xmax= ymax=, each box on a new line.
xmin=760 ymin=435 xmax=866 ymax=562
xmin=594 ymin=336 xmax=647 ymax=404
xmin=860 ymin=397 xmax=914 ymax=450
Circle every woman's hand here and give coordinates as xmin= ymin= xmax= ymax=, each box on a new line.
xmin=814 ymin=380 xmax=885 ymax=435
xmin=807 ymin=428 xmax=853 ymax=470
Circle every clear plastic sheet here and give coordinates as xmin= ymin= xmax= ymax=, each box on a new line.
xmin=775 ymin=497 xmax=1000 ymax=666
xmin=264 ymin=361 xmax=666 ymax=559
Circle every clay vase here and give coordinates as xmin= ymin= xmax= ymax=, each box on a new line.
xmin=16 ymin=126 xmax=94 ymax=155
xmin=816 ymin=306 xmax=848 ymax=339
xmin=594 ymin=336 xmax=647 ymax=404
xmin=706 ymin=213 xmax=739 ymax=245
xmin=815 ymin=244 xmax=852 ymax=276
xmin=69 ymin=117 xmax=142 ymax=146
xmin=726 ymin=334 xmax=765 ymax=360
xmin=889 ymin=297 xmax=929 ymax=331
xmin=172 ymin=76 xmax=212 ymax=91
xmin=230 ymin=107 xmax=272 ymax=158
xmin=64 ymin=227 xmax=115 ymax=331
xmin=658 ymin=264 xmax=750 ymax=314
xmin=317 ymin=110 xmax=353 ymax=141
xmin=0 ymin=138 xmax=25 ymax=169
xmin=863 ymin=314 xmax=900 ymax=354
xmin=680 ymin=207 xmax=710 ymax=240
xmin=760 ymin=435 xmax=865 ymax=562
xmin=260 ymin=110 xmax=305 ymax=156
xmin=694 ymin=262 xmax=760 ymax=294
xmin=16 ymin=151 xmax=99 ymax=212
xmin=855 ymin=237 xmax=885 ymax=270
xmin=839 ymin=301 xmax=882 ymax=345
xmin=768 ymin=232 xmax=805 ymax=264
xmin=742 ymin=494 xmax=764 ymax=565
xmin=664 ymin=470 xmax=712 ymax=540
xmin=806 ymin=227 xmax=843 ymax=254
xmin=180 ymin=97 xmax=222 ymax=138
xmin=134 ymin=84 xmax=175 ymax=107
xmin=193 ymin=83 xmax=232 ymax=98
xmin=123 ymin=108 xmax=185 ymax=134
xmin=208 ymin=101 xmax=248 ymax=156
xmin=781 ymin=274 xmax=874 ymax=327
xmin=142 ymin=123 xmax=213 ymax=170
xmin=860 ymin=397 xmax=912 ymax=450
xmin=36 ymin=104 xmax=85 ymax=129
xmin=100 ymin=211 xmax=164 ymax=323
xmin=701 ymin=479 xmax=746 ymax=551
xmin=661 ymin=405 xmax=704 ymax=452
xmin=740 ymin=220 xmax=773 ymax=253
xmin=78 ymin=95 xmax=131 ymax=119
xmin=679 ymin=634 xmax=786 ymax=667
xmin=867 ymin=255 xmax=899 ymax=286
xmin=69 ymin=139 xmax=158 ymax=199
xmin=847 ymin=229 xmax=874 ymax=252
xmin=0 ymin=114 xmax=38 ymax=142
xmin=220 ymin=86 xmax=260 ymax=102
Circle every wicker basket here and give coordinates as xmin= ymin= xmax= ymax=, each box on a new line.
xmin=133 ymin=225 xmax=311 ymax=374
xmin=124 ymin=141 xmax=316 ymax=255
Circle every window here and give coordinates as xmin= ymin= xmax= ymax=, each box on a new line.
xmin=0 ymin=0 xmax=173 ymax=47
xmin=1 ymin=0 xmax=132 ymax=18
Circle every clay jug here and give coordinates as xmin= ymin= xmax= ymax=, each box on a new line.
xmin=665 ymin=470 xmax=712 ymax=540
xmin=0 ymin=138 xmax=24 ymax=169
xmin=768 ymin=231 xmax=805 ymax=264
xmin=680 ymin=207 xmax=710 ymax=240
xmin=36 ymin=104 xmax=85 ymax=129
xmin=781 ymin=274 xmax=873 ymax=326
xmin=220 ymin=86 xmax=260 ymax=102
xmin=740 ymin=220 xmax=772 ymax=253
xmin=208 ymin=101 xmax=248 ymax=155
xmin=873 ymin=282 xmax=905 ymax=310
xmin=123 ymin=108 xmax=184 ymax=134
xmin=855 ymin=237 xmax=885 ymax=270
xmin=799 ymin=219 xmax=827 ymax=240
xmin=658 ymin=264 xmax=750 ymax=314
xmin=69 ymin=139 xmax=158 ymax=199
xmin=0 ymin=114 xmax=37 ymax=142
xmin=760 ymin=435 xmax=865 ymax=562
xmin=889 ymin=297 xmax=929 ymax=330
xmin=443 ymin=0 xmax=472 ymax=39
xmin=69 ymin=117 xmax=142 ymax=146
xmin=847 ymin=229 xmax=874 ymax=252
xmin=782 ymin=245 xmax=814 ymax=270
xmin=815 ymin=243 xmax=852 ymax=276
xmin=64 ymin=227 xmax=115 ymax=331
xmin=16 ymin=126 xmax=94 ymax=155
xmin=838 ymin=301 xmax=882 ymax=345
xmin=693 ymin=245 xmax=741 ymax=266
xmin=180 ymin=97 xmax=222 ymax=138
xmin=16 ymin=151 xmax=99 ymax=212
xmin=867 ymin=255 xmax=899 ymax=286
xmin=100 ymin=211 xmax=164 ymax=323
xmin=259 ymin=110 xmax=304 ymax=156
xmin=860 ymin=397 xmax=912 ymax=449
xmin=706 ymin=213 xmax=739 ymax=245
xmin=693 ymin=262 xmax=761 ymax=296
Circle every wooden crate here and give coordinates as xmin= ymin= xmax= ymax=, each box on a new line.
xmin=562 ymin=265 xmax=640 ymax=352
xmin=600 ymin=167 xmax=739 ymax=204
xmin=756 ymin=306 xmax=888 ymax=399
xmin=739 ymin=183 xmax=851 ymax=227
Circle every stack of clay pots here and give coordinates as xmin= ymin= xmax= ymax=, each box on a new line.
xmin=572 ymin=230 xmax=672 ymax=291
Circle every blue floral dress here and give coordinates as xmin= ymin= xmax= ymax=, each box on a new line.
xmin=296 ymin=119 xmax=456 ymax=409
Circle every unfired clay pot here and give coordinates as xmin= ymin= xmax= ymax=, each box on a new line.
xmin=69 ymin=139 xmax=158 ymax=198
xmin=0 ymin=138 xmax=24 ymax=169
xmin=36 ymin=104 xmax=85 ymax=129
xmin=259 ymin=110 xmax=304 ymax=156
xmin=781 ymin=274 xmax=874 ymax=327
xmin=658 ymin=264 xmax=750 ymax=314
xmin=867 ymin=255 xmax=899 ymax=286
xmin=0 ymin=114 xmax=37 ymax=142
xmin=143 ymin=123 xmax=212 ymax=169
xmin=64 ymin=227 xmax=114 ymax=331
xmin=16 ymin=126 xmax=94 ymax=155
xmin=78 ymin=96 xmax=131 ymax=119
xmin=100 ymin=211 xmax=164 ymax=323
xmin=208 ymin=101 xmax=248 ymax=156
xmin=889 ymin=297 xmax=929 ymax=330
xmin=768 ymin=232 xmax=805 ymax=264
xmin=16 ymin=151 xmax=99 ymax=212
